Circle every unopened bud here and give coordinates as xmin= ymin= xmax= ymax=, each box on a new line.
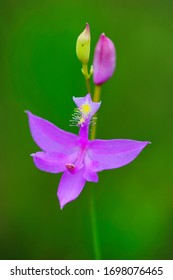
xmin=76 ymin=23 xmax=91 ymax=64
xmin=93 ymin=33 xmax=116 ymax=85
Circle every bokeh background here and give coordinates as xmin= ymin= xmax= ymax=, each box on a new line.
xmin=1 ymin=0 xmax=173 ymax=260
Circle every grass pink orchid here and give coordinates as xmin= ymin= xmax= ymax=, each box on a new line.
xmin=26 ymin=94 xmax=149 ymax=209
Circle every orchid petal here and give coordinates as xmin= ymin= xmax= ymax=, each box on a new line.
xmin=73 ymin=93 xmax=101 ymax=116
xmin=88 ymin=139 xmax=150 ymax=171
xmin=57 ymin=169 xmax=86 ymax=209
xmin=83 ymin=154 xmax=99 ymax=182
xmin=26 ymin=111 xmax=78 ymax=153
xmin=83 ymin=169 xmax=98 ymax=183
xmin=31 ymin=151 xmax=78 ymax=174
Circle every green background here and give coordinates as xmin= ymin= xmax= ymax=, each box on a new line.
xmin=1 ymin=0 xmax=173 ymax=260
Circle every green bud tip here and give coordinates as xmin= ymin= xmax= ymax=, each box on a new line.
xmin=76 ymin=23 xmax=91 ymax=64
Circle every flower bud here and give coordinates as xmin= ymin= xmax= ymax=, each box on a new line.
xmin=93 ymin=33 xmax=116 ymax=85
xmin=76 ymin=23 xmax=91 ymax=64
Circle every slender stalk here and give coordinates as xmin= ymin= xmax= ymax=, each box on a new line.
xmin=90 ymin=192 xmax=101 ymax=259
xmin=82 ymin=64 xmax=91 ymax=93
xmin=90 ymin=85 xmax=101 ymax=140
xmin=86 ymin=78 xmax=91 ymax=93
xmin=90 ymin=84 xmax=102 ymax=259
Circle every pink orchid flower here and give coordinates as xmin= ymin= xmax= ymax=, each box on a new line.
xmin=26 ymin=94 xmax=149 ymax=209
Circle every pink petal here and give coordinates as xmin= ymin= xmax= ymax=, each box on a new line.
xmin=57 ymin=169 xmax=86 ymax=209
xmin=31 ymin=151 xmax=78 ymax=173
xmin=83 ymin=168 xmax=98 ymax=182
xmin=83 ymin=154 xmax=99 ymax=182
xmin=88 ymin=139 xmax=150 ymax=171
xmin=93 ymin=33 xmax=116 ymax=85
xmin=26 ymin=111 xmax=78 ymax=153
xmin=73 ymin=93 xmax=101 ymax=116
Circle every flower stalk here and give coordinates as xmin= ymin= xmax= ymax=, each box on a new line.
xmin=90 ymin=85 xmax=102 ymax=140
xmin=90 ymin=192 xmax=101 ymax=259
xmin=81 ymin=64 xmax=91 ymax=93
xmin=90 ymin=85 xmax=102 ymax=258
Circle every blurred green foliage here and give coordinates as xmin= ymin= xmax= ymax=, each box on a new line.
xmin=0 ymin=0 xmax=173 ymax=259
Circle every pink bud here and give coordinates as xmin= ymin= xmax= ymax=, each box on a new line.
xmin=93 ymin=33 xmax=116 ymax=85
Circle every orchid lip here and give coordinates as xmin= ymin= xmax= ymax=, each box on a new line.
xmin=66 ymin=143 xmax=88 ymax=175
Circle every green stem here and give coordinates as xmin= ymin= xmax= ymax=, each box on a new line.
xmin=90 ymin=192 xmax=101 ymax=259
xmin=90 ymin=85 xmax=101 ymax=140
xmin=82 ymin=64 xmax=91 ymax=93
xmin=86 ymin=78 xmax=91 ymax=93
xmin=89 ymin=84 xmax=102 ymax=259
